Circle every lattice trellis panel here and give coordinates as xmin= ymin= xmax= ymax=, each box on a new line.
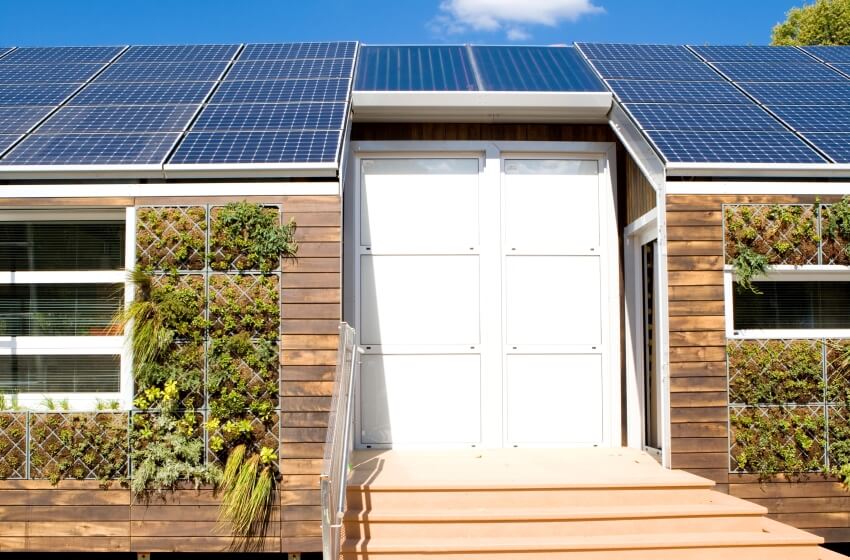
xmin=136 ymin=206 xmax=207 ymax=272
xmin=0 ymin=412 xmax=27 ymax=479
xmin=206 ymin=411 xmax=281 ymax=466
xmin=821 ymin=204 xmax=850 ymax=266
xmin=730 ymin=405 xmax=826 ymax=474
xmin=728 ymin=339 xmax=824 ymax=405
xmin=827 ymin=339 xmax=850 ymax=404
xmin=130 ymin=410 xmax=206 ymax=472
xmin=29 ymin=412 xmax=129 ymax=481
xmin=208 ymin=273 xmax=280 ymax=340
xmin=209 ymin=205 xmax=283 ymax=273
xmin=208 ymin=338 xmax=280 ymax=403
xmin=828 ymin=405 xmax=850 ymax=471
xmin=134 ymin=342 xmax=206 ymax=410
xmin=724 ymin=204 xmax=819 ymax=266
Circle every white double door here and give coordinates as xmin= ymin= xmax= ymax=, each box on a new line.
xmin=355 ymin=150 xmax=615 ymax=448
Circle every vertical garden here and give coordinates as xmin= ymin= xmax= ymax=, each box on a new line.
xmin=725 ymin=200 xmax=850 ymax=480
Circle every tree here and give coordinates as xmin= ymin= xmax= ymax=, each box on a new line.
xmin=772 ymin=0 xmax=850 ymax=45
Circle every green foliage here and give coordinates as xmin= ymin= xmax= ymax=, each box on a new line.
xmin=822 ymin=197 xmax=850 ymax=264
xmin=0 ymin=412 xmax=26 ymax=479
xmin=0 ymin=394 xmax=21 ymax=411
xmin=218 ymin=444 xmax=277 ymax=552
xmin=827 ymin=340 xmax=850 ymax=403
xmin=131 ymin=391 xmax=220 ymax=497
xmin=210 ymin=202 xmax=297 ymax=273
xmin=29 ymin=413 xmax=129 ymax=485
xmin=731 ymin=244 xmax=769 ymax=295
xmin=728 ymin=340 xmax=824 ymax=404
xmin=772 ymin=0 xmax=850 ymax=46
xmin=725 ymin=204 xmax=819 ymax=267
xmin=731 ymin=406 xmax=826 ymax=478
xmin=136 ymin=206 xmax=207 ymax=272
xmin=209 ymin=275 xmax=279 ymax=340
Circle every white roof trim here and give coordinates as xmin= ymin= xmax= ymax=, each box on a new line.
xmin=667 ymin=181 xmax=850 ymax=195
xmin=0 ymin=181 xmax=339 ymax=199
xmin=666 ymin=162 xmax=850 ymax=178
xmin=351 ymin=90 xmax=612 ymax=123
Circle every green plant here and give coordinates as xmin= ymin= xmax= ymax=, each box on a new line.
xmin=210 ymin=202 xmax=297 ymax=272
xmin=96 ymin=399 xmax=121 ymax=411
xmin=136 ymin=206 xmax=207 ymax=272
xmin=731 ymin=406 xmax=826 ymax=478
xmin=822 ymin=197 xmax=850 ymax=264
xmin=728 ymin=340 xmax=824 ymax=404
xmin=209 ymin=275 xmax=279 ymax=340
xmin=731 ymin=244 xmax=769 ymax=295
xmin=217 ymin=444 xmax=277 ymax=552
xmin=0 ymin=394 xmax=21 ymax=411
xmin=725 ymin=204 xmax=819 ymax=267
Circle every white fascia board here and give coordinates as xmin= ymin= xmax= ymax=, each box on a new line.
xmin=0 ymin=164 xmax=165 ymax=180
xmin=666 ymin=162 xmax=850 ymax=178
xmin=607 ymin=102 xmax=665 ymax=192
xmin=0 ymin=181 xmax=340 ymax=198
xmin=667 ymin=181 xmax=850 ymax=195
xmin=162 ymin=161 xmax=339 ymax=179
xmin=351 ymin=90 xmax=613 ymax=123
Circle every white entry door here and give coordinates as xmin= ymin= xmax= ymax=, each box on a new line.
xmin=354 ymin=148 xmax=615 ymax=449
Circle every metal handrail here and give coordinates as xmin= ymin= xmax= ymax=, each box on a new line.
xmin=321 ymin=322 xmax=358 ymax=560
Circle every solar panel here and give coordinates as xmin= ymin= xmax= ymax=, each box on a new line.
xmin=803 ymin=133 xmax=850 ymax=162
xmin=768 ymin=105 xmax=850 ymax=133
xmin=2 ymin=133 xmax=180 ymax=165
xmin=118 ymin=44 xmax=240 ymax=63
xmin=625 ymin=103 xmax=785 ymax=132
xmin=576 ymin=43 xmax=697 ymax=62
xmin=647 ymin=129 xmax=825 ymax=163
xmin=471 ymin=46 xmax=605 ymax=91
xmin=241 ymin=42 xmax=357 ymax=61
xmin=0 ymin=48 xmax=13 ymax=60
xmin=712 ymin=62 xmax=845 ymax=82
xmin=0 ymin=63 xmax=104 ymax=84
xmin=827 ymin=63 xmax=850 ymax=77
xmin=210 ymin=78 xmax=350 ymax=103
xmin=0 ymin=106 xmax=54 ymax=134
xmin=0 ymin=134 xmax=22 ymax=154
xmin=96 ymin=61 xmax=229 ymax=83
xmin=737 ymin=82 xmax=850 ymax=105
xmin=590 ymin=59 xmax=722 ymax=81
xmin=226 ymin=58 xmax=354 ymax=81
xmin=69 ymin=82 xmax=216 ymax=106
xmin=355 ymin=45 xmax=477 ymax=91
xmin=37 ymin=105 xmax=198 ymax=133
xmin=802 ymin=46 xmax=850 ymax=63
xmin=191 ymin=102 xmax=344 ymax=132
xmin=607 ymin=80 xmax=749 ymax=104
xmin=689 ymin=45 xmax=814 ymax=63
xmin=168 ymin=130 xmax=340 ymax=164
xmin=0 ymin=46 xmax=124 ymax=64
xmin=0 ymin=83 xmax=80 ymax=106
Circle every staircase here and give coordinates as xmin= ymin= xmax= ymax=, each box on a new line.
xmin=341 ymin=448 xmax=844 ymax=559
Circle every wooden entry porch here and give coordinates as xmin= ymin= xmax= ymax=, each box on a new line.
xmin=341 ymin=447 xmax=843 ymax=559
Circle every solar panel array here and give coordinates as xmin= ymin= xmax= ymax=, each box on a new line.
xmin=0 ymin=46 xmax=123 ymax=158
xmin=576 ymin=43 xmax=828 ymax=164
xmin=354 ymin=45 xmax=605 ymax=92
xmin=699 ymin=45 xmax=850 ymax=163
xmin=0 ymin=42 xmax=355 ymax=167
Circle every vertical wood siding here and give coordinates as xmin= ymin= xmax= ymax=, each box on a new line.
xmin=625 ymin=154 xmax=656 ymax=224
xmin=666 ymin=193 xmax=850 ymax=542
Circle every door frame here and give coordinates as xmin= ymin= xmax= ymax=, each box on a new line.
xmin=344 ymin=140 xmax=620 ymax=449
xmin=624 ymin=210 xmax=671 ymax=465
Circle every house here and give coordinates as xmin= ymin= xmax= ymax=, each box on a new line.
xmin=0 ymin=41 xmax=848 ymax=558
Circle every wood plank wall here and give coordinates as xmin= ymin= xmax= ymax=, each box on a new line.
xmin=666 ymin=192 xmax=850 ymax=543
xmin=625 ymin=153 xmax=656 ymax=224
xmin=0 ymin=193 xmax=341 ymax=553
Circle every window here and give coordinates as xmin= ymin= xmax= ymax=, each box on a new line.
xmin=0 ymin=211 xmax=130 ymax=408
xmin=734 ymin=280 xmax=850 ymax=331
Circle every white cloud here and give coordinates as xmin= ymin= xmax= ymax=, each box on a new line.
xmin=433 ymin=0 xmax=604 ymax=40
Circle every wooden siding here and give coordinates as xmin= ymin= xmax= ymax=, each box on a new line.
xmin=0 ymin=193 xmax=340 ymax=554
xmin=625 ymin=153 xmax=656 ymax=224
xmin=666 ymin=193 xmax=850 ymax=542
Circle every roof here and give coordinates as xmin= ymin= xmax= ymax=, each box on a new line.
xmin=2 ymin=42 xmax=850 ymax=178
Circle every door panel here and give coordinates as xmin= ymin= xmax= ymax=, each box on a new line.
xmin=361 ymin=354 xmax=482 ymax=445
xmin=360 ymin=158 xmax=479 ymax=250
xmin=504 ymin=255 xmax=601 ymax=346
xmin=506 ymin=354 xmax=603 ymax=445
xmin=360 ymin=255 xmax=480 ymax=346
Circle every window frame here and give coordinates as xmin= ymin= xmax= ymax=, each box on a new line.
xmin=0 ymin=208 xmax=134 ymax=410
xmin=724 ymin=265 xmax=850 ymax=339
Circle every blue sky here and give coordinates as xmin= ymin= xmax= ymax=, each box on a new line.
xmin=0 ymin=0 xmax=801 ymax=46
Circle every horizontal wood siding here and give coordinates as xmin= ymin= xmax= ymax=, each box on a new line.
xmin=0 ymin=194 xmax=341 ymax=554
xmin=666 ymin=193 xmax=850 ymax=542
xmin=625 ymin=153 xmax=656 ymax=224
